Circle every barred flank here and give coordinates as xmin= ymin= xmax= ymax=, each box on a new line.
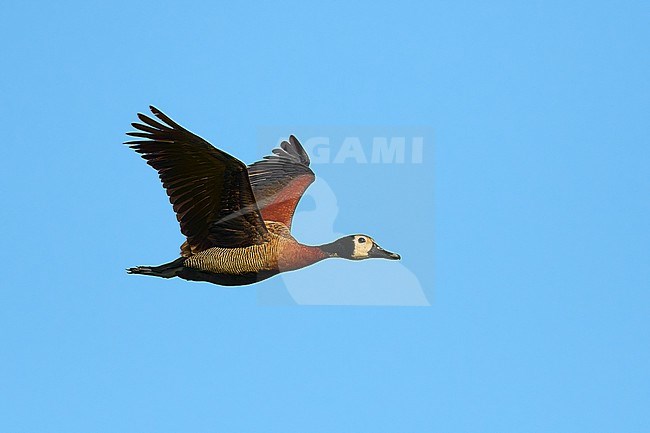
xmin=184 ymin=241 xmax=280 ymax=274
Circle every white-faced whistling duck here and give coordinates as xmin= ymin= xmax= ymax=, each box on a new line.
xmin=125 ymin=106 xmax=401 ymax=286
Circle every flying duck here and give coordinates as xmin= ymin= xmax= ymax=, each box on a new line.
xmin=126 ymin=106 xmax=400 ymax=286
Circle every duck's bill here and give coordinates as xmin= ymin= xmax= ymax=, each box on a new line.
xmin=369 ymin=244 xmax=401 ymax=260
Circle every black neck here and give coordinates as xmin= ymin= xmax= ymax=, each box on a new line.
xmin=319 ymin=238 xmax=353 ymax=258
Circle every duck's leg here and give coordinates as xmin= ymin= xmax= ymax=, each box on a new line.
xmin=126 ymin=257 xmax=186 ymax=279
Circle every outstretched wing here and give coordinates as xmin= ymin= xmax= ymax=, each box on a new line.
xmin=247 ymin=136 xmax=315 ymax=229
xmin=126 ymin=106 xmax=269 ymax=252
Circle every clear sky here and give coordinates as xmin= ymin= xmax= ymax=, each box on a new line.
xmin=1 ymin=1 xmax=648 ymax=432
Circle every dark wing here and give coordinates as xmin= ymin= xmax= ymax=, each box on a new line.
xmin=126 ymin=106 xmax=269 ymax=251
xmin=247 ymin=136 xmax=315 ymax=229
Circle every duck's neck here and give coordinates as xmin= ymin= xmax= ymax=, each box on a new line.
xmin=318 ymin=239 xmax=352 ymax=258
xmin=277 ymin=243 xmax=328 ymax=271
xmin=313 ymin=239 xmax=349 ymax=258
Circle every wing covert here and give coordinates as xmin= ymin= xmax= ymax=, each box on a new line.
xmin=248 ymin=136 xmax=315 ymax=229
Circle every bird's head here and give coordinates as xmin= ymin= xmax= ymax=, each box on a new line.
xmin=321 ymin=235 xmax=401 ymax=260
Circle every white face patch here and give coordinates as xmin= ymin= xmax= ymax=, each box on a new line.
xmin=351 ymin=235 xmax=374 ymax=259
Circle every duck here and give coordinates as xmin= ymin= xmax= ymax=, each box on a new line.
xmin=125 ymin=106 xmax=401 ymax=286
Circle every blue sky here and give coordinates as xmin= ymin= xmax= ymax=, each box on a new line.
xmin=1 ymin=1 xmax=649 ymax=431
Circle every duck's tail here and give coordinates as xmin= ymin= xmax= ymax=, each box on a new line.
xmin=126 ymin=257 xmax=186 ymax=279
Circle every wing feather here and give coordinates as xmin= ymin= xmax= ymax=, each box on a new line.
xmin=248 ymin=136 xmax=315 ymax=229
xmin=126 ymin=106 xmax=269 ymax=251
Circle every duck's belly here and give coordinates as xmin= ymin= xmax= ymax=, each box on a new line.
xmin=177 ymin=267 xmax=279 ymax=286
xmin=183 ymin=243 xmax=279 ymax=274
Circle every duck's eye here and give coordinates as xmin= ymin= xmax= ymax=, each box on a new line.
xmin=358 ymin=237 xmax=366 ymax=243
